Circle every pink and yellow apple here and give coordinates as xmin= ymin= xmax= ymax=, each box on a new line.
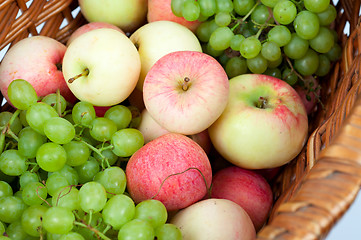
xmin=125 ymin=133 xmax=212 ymax=211
xmin=143 ymin=51 xmax=229 ymax=135
xmin=208 ymin=74 xmax=308 ymax=169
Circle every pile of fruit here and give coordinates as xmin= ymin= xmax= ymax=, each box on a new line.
xmin=0 ymin=0 xmax=341 ymax=239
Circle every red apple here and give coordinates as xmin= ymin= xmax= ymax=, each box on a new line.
xmin=126 ymin=133 xmax=212 ymax=211
xmin=143 ymin=51 xmax=229 ymax=135
xmin=0 ymin=36 xmax=76 ymax=104
xmin=210 ymin=166 xmax=273 ymax=231
xmin=147 ymin=0 xmax=201 ymax=33
xmin=294 ymin=76 xmax=320 ymax=115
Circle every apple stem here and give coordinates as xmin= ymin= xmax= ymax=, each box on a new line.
xmin=68 ymin=68 xmax=89 ymax=83
xmin=182 ymin=77 xmax=191 ymax=91
xmin=257 ymin=96 xmax=268 ymax=109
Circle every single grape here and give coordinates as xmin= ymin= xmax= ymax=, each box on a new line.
xmin=294 ymin=10 xmax=320 ymax=40
xmin=19 ymin=171 xmax=39 ymax=190
xmin=267 ymin=25 xmax=292 ymax=47
xmin=36 ymin=142 xmax=67 ymax=172
xmin=118 ymin=219 xmax=155 ymax=240
xmin=181 ymin=0 xmax=201 ymax=21
xmin=304 ymin=0 xmax=330 ymax=13
xmin=225 ymin=57 xmax=248 ymax=78
xmin=294 ymin=49 xmax=320 ymax=76
xmin=317 ymin=4 xmax=337 ymax=26
xmin=72 ymin=101 xmax=96 ymax=127
xmin=111 ymin=128 xmax=144 ymax=157
xmin=50 ymin=164 xmax=79 ymax=186
xmin=18 ymin=126 xmax=47 ymax=158
xmin=79 ymin=181 xmax=107 ymax=213
xmin=155 ymin=223 xmax=183 ymax=240
xmin=42 ymin=206 xmax=75 ymax=234
xmin=233 ymin=0 xmax=255 ymax=16
xmin=0 ymin=221 xmax=4 ymax=235
xmin=90 ymin=117 xmax=117 ymax=142
xmin=26 ymin=102 xmax=58 ymax=135
xmin=0 ymin=111 xmax=22 ymax=135
xmin=215 ymin=12 xmax=231 ymax=27
xmin=325 ymin=43 xmax=342 ymax=61
xmin=261 ymin=41 xmax=281 ymax=61
xmin=251 ymin=4 xmax=274 ymax=24
xmin=209 ymin=26 xmax=234 ymax=51
xmin=134 ymin=199 xmax=168 ymax=229
xmin=0 ymin=180 xmax=13 ymax=198
xmin=246 ymin=54 xmax=268 ymax=74
xmin=41 ymin=93 xmax=67 ymax=114
xmin=273 ymin=0 xmax=297 ymax=25
xmin=52 ymin=186 xmax=80 ymax=211
xmin=196 ymin=19 xmax=219 ymax=42
xmin=63 ymin=141 xmax=90 ymax=167
xmin=45 ymin=173 xmax=70 ymax=197
xmin=5 ymin=220 xmax=32 ymax=240
xmin=260 ymin=0 xmax=280 ymax=7
xmin=7 ymin=79 xmax=38 ymax=110
xmin=44 ymin=117 xmax=75 ymax=144
xmin=21 ymin=204 xmax=48 ymax=237
xmin=0 ymin=149 xmax=28 ymax=176
xmin=309 ymin=27 xmax=335 ymax=53
xmin=0 ymin=196 xmax=27 ymax=223
xmin=282 ymin=68 xmax=298 ymax=85
xmin=264 ymin=68 xmax=282 ymax=79
xmin=94 ymin=166 xmax=126 ymax=196
xmin=284 ymin=33 xmax=309 ymax=59
xmin=74 ymin=157 xmax=100 ymax=184
xmin=59 ymin=232 xmax=85 ymax=240
xmin=22 ymin=181 xmax=47 ymax=206
xmin=171 ymin=0 xmax=186 ymax=17
xmin=198 ymin=0 xmax=216 ymax=17
xmin=315 ymin=54 xmax=331 ymax=77
xmin=104 ymin=105 xmax=132 ymax=130
xmin=268 ymin=56 xmax=283 ymax=68
xmin=215 ymin=0 xmax=233 ymax=12
xmin=230 ymin=34 xmax=245 ymax=51
xmin=240 ymin=36 xmax=262 ymax=59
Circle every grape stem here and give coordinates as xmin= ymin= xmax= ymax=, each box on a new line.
xmin=241 ymin=1 xmax=259 ymax=22
xmin=56 ymin=88 xmax=63 ymax=117
xmin=0 ymin=109 xmax=21 ymax=154
xmin=74 ymin=221 xmax=111 ymax=240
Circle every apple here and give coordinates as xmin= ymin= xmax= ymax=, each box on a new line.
xmin=170 ymin=198 xmax=256 ymax=240
xmin=147 ymin=0 xmax=201 ymax=33
xmin=294 ymin=76 xmax=320 ymax=115
xmin=129 ymin=21 xmax=202 ymax=91
xmin=125 ymin=133 xmax=212 ymax=211
xmin=62 ymin=28 xmax=141 ymax=107
xmin=210 ymin=166 xmax=273 ymax=231
xmin=67 ymin=22 xmax=125 ymax=46
xmin=143 ymin=51 xmax=229 ymax=135
xmin=0 ymin=36 xmax=76 ymax=104
xmin=208 ymin=74 xmax=308 ymax=169
xmin=78 ymin=0 xmax=148 ymax=33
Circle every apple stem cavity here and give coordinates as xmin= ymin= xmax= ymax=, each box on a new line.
xmin=257 ymin=96 xmax=268 ymax=109
xmin=68 ymin=68 xmax=89 ymax=83
xmin=182 ymin=77 xmax=191 ymax=91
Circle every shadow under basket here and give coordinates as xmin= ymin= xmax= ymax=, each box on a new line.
xmin=1 ymin=0 xmax=361 ymax=239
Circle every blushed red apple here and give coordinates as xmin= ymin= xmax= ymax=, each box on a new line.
xmin=294 ymin=76 xmax=320 ymax=115
xmin=125 ymin=133 xmax=212 ymax=211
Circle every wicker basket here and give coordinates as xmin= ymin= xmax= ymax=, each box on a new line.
xmin=1 ymin=0 xmax=361 ymax=239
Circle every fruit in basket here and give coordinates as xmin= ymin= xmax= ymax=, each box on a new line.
xmin=210 ymin=166 xmax=273 ymax=231
xmin=208 ymin=74 xmax=308 ymax=169
xmin=78 ymin=0 xmax=148 ymax=33
xmin=143 ymin=51 xmax=229 ymax=135
xmin=66 ymin=22 xmax=125 ymax=46
xmin=147 ymin=0 xmax=201 ymax=32
xmin=129 ymin=20 xmax=202 ymax=91
xmin=126 ymin=133 xmax=212 ymax=211
xmin=295 ymin=76 xmax=321 ymax=115
xmin=62 ymin=28 xmax=141 ymax=106
xmin=170 ymin=198 xmax=256 ymax=240
xmin=0 ymin=36 xmax=76 ymax=105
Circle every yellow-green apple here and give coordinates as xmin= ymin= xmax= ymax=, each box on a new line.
xmin=208 ymin=74 xmax=308 ymax=169
xmin=129 ymin=21 xmax=202 ymax=91
xmin=147 ymin=0 xmax=201 ymax=33
xmin=210 ymin=166 xmax=273 ymax=231
xmin=78 ymin=0 xmax=148 ymax=33
xmin=0 ymin=36 xmax=76 ymax=104
xmin=62 ymin=28 xmax=141 ymax=106
xmin=67 ymin=22 xmax=125 ymax=46
xmin=143 ymin=51 xmax=229 ymax=135
xmin=170 ymin=198 xmax=256 ymax=240
xmin=125 ymin=133 xmax=212 ymax=211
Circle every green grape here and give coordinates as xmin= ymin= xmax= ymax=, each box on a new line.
xmin=74 ymin=157 xmax=100 ymax=184
xmin=234 ymin=0 xmax=255 ymax=16
xmin=196 ymin=19 xmax=219 ymax=42
xmin=315 ymin=54 xmax=331 ymax=77
xmin=0 ymin=111 xmax=22 ymax=135
xmin=59 ymin=232 xmax=85 ymax=240
xmin=22 ymin=181 xmax=47 ymax=206
xmin=317 ymin=4 xmax=337 ymax=26
xmin=294 ymin=49 xmax=320 ymax=76
xmin=282 ymin=68 xmax=298 ymax=85
xmin=240 ymin=36 xmax=262 ymax=59
xmin=215 ymin=12 xmax=231 ymax=27
xmin=199 ymin=0 xmax=216 ymax=17
xmin=7 ymin=79 xmax=38 ymax=110
xmin=251 ymin=4 xmax=274 ymax=24
xmin=261 ymin=41 xmax=281 ymax=61
xmin=204 ymin=42 xmax=224 ymax=57
xmin=52 ymin=186 xmax=80 ymax=211
xmin=294 ymin=10 xmax=320 ymax=40
xmin=18 ymin=127 xmax=47 ymax=158
xmin=181 ymin=0 xmax=201 ymax=21
xmin=325 ymin=43 xmax=342 ymax=61
xmin=41 ymin=93 xmax=67 ymax=114
xmin=0 ymin=149 xmax=28 ymax=176
xmin=268 ymin=56 xmax=283 ymax=68
xmin=42 ymin=206 xmax=75 ymax=234
xmin=246 ymin=54 xmax=268 ymax=73
xmin=5 ymin=220 xmax=31 ymax=240
xmin=81 ymin=127 xmax=100 ymax=146
xmin=209 ymin=26 xmax=234 ymax=51
xmin=63 ymin=141 xmax=90 ymax=167
xmin=260 ymin=0 xmax=281 ymax=7
xmin=0 ymin=196 xmax=26 ymax=223
xmin=304 ymin=0 xmax=329 ymax=13
xmin=230 ymin=34 xmax=245 ymax=51
xmin=134 ymin=199 xmax=168 ymax=229
xmin=284 ymin=33 xmax=309 ymax=59
xmin=93 ymin=142 xmax=119 ymax=168
xmin=102 ymin=194 xmax=136 ymax=230
xmin=72 ymin=101 xmax=96 ymax=127
xmin=36 ymin=142 xmax=67 ymax=172
xmin=90 ymin=117 xmax=117 ymax=142
xmin=273 ymin=0 xmax=297 ymax=25
xmin=21 ymin=205 xmax=48 ymax=237
xmin=171 ymin=0 xmax=186 ymax=17
xmin=0 ymin=180 xmax=13 ymax=198
xmin=111 ymin=128 xmax=144 ymax=157
xmin=225 ymin=57 xmax=248 ymax=78
xmin=46 ymin=173 xmax=70 ymax=197
xmin=26 ymin=102 xmax=58 ymax=135
xmin=118 ymin=219 xmax=155 ymax=240
xmin=309 ymin=27 xmax=335 ymax=53
xmin=104 ymin=105 xmax=132 ymax=130
xmin=216 ymin=0 xmax=233 ymax=12
xmin=264 ymin=68 xmax=282 ymax=79
xmin=267 ymin=25 xmax=292 ymax=47
xmin=94 ymin=166 xmax=126 ymax=196
xmin=0 ymin=221 xmax=4 ymax=235
xmin=51 ymin=164 xmax=79 ymax=186
xmin=79 ymin=181 xmax=107 ymax=213
xmin=217 ymin=51 xmax=231 ymax=66
xmin=0 ymin=236 xmax=10 ymax=240
xmin=44 ymin=117 xmax=75 ymax=144
xmin=155 ymin=223 xmax=183 ymax=240
xmin=19 ymin=171 xmax=39 ymax=190
xmin=19 ymin=110 xmax=28 ymax=127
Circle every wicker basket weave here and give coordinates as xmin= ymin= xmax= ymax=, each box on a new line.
xmin=1 ymin=0 xmax=361 ymax=239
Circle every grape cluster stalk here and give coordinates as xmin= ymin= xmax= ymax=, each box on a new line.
xmin=0 ymin=79 xmax=182 ymax=240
